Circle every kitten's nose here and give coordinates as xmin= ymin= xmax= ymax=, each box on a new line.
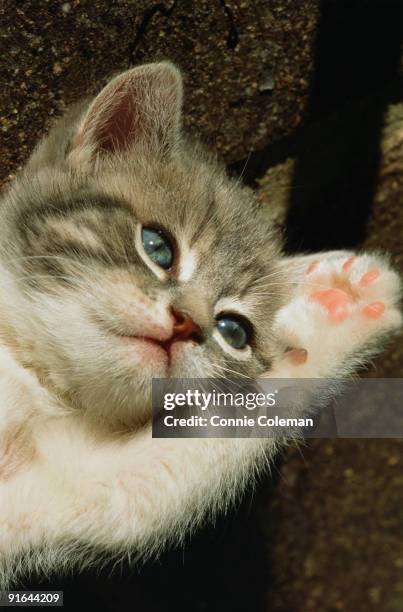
xmin=171 ymin=309 xmax=203 ymax=343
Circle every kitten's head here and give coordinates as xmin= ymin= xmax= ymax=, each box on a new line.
xmin=1 ymin=62 xmax=284 ymax=425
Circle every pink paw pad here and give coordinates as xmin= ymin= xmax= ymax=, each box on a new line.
xmin=285 ymin=348 xmax=308 ymax=365
xmin=359 ymin=269 xmax=380 ymax=286
xmin=362 ymin=301 xmax=385 ymax=319
xmin=310 ymin=288 xmax=352 ymax=322
xmin=342 ymin=256 xmax=357 ymax=273
xmin=306 ymin=261 xmax=319 ymax=275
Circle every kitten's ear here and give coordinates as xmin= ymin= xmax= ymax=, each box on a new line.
xmin=67 ymin=62 xmax=183 ymax=169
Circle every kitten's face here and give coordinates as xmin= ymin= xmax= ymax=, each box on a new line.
xmin=2 ymin=63 xmax=283 ymax=424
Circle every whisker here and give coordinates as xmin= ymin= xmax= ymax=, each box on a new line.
xmin=211 ymin=362 xmax=251 ymax=380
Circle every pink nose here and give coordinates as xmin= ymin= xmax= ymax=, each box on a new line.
xmin=170 ymin=309 xmax=203 ymax=343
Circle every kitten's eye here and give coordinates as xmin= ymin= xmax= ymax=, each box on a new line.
xmin=215 ymin=315 xmax=251 ymax=350
xmin=142 ymin=227 xmax=173 ymax=270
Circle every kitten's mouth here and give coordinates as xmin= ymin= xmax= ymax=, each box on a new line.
xmin=136 ymin=335 xmax=175 ymax=365
xmin=94 ymin=314 xmax=201 ymax=373
xmin=124 ymin=335 xmax=190 ymax=367
xmin=93 ymin=315 xmax=171 ymax=366
xmin=115 ymin=332 xmax=198 ymax=375
xmin=117 ymin=334 xmax=171 ymax=366
xmin=95 ymin=313 xmax=201 ymax=372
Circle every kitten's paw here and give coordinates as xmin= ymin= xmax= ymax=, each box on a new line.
xmin=274 ymin=252 xmax=402 ymax=375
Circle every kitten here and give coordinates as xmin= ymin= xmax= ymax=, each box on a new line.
xmin=0 ymin=62 xmax=400 ymax=586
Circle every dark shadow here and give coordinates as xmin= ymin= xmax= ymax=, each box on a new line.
xmin=231 ymin=1 xmax=403 ymax=254
xmin=284 ymin=0 xmax=403 ymax=253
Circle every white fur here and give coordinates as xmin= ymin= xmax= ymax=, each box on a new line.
xmin=178 ymin=242 xmax=198 ymax=282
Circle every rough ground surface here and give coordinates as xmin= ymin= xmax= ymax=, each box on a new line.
xmin=1 ymin=2 xmax=402 ymax=612
xmin=0 ymin=0 xmax=318 ymax=182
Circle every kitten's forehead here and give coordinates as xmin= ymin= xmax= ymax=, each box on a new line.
xmin=94 ymin=151 xmax=280 ymax=298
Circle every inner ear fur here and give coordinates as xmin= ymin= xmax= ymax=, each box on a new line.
xmin=67 ymin=61 xmax=183 ymax=169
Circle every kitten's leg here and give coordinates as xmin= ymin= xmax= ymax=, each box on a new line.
xmin=0 ymin=346 xmax=54 ymax=480
xmin=0 ymin=423 xmax=271 ymax=582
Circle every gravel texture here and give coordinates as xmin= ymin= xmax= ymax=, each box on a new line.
xmin=0 ymin=0 xmax=318 ymax=182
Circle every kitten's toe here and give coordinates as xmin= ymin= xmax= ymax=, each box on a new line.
xmin=361 ymin=301 xmax=385 ymax=319
xmin=309 ymin=288 xmax=352 ymax=322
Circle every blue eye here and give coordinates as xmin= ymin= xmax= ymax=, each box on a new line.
xmin=142 ymin=227 xmax=173 ymax=270
xmin=216 ymin=315 xmax=251 ymax=350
